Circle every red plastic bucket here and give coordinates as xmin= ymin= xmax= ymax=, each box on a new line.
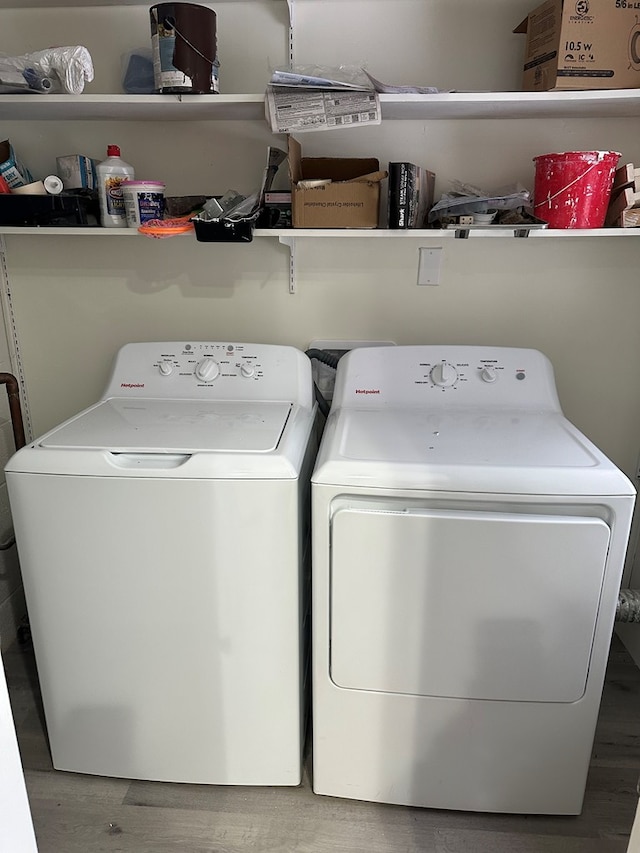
xmin=533 ymin=150 xmax=620 ymax=229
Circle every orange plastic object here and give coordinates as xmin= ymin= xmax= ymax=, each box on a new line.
xmin=138 ymin=216 xmax=195 ymax=238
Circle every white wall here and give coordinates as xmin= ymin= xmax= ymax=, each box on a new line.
xmin=0 ymin=304 xmax=25 ymax=650
xmin=1 ymin=1 xmax=640 ymax=657
xmin=5 ymin=232 xmax=640 ymax=478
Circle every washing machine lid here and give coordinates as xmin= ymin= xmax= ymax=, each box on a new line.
xmin=313 ymin=407 xmax=635 ymax=495
xmin=38 ymin=398 xmax=293 ymax=454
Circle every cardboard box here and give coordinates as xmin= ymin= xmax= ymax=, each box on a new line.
xmin=0 ymin=140 xmax=33 ymax=189
xmin=56 ymin=155 xmax=98 ymax=190
xmin=514 ymin=0 xmax=640 ymax=91
xmin=619 ymin=208 xmax=640 ymax=227
xmin=288 ymin=137 xmax=382 ymax=228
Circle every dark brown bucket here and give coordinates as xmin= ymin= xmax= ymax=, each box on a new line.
xmin=150 ymin=3 xmax=218 ymax=94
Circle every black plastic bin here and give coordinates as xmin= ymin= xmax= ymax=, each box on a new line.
xmin=0 ymin=192 xmax=100 ymax=227
xmin=193 ymin=214 xmax=257 ymax=243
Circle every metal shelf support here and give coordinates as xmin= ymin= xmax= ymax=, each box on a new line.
xmin=279 ymin=235 xmax=297 ymax=294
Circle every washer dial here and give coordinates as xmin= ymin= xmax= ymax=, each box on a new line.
xmin=194 ymin=357 xmax=220 ymax=382
xmin=158 ymin=360 xmax=173 ymax=376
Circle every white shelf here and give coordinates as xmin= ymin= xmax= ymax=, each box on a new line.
xmin=0 ymin=0 xmax=279 ymax=6
xmin=0 ymin=94 xmax=267 ymax=122
xmin=1 ymin=227 xmax=638 ymax=238
xmin=261 ymin=228 xmax=640 ymax=239
xmin=0 ymin=0 xmax=147 ymax=5
xmin=272 ymin=228 xmax=640 ymax=238
xmin=379 ymin=89 xmax=640 ymax=120
xmin=1 ymin=89 xmax=640 ymax=122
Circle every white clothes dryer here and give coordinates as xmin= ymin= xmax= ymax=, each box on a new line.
xmin=6 ymin=342 xmax=317 ymax=786
xmin=311 ymin=345 xmax=635 ymax=814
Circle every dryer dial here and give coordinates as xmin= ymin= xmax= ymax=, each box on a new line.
xmin=430 ymin=361 xmax=458 ymax=387
xmin=480 ymin=367 xmax=498 ymax=383
xmin=194 ymin=357 xmax=220 ymax=382
xmin=158 ymin=360 xmax=173 ymax=377
xmin=240 ymin=363 xmax=255 ymax=378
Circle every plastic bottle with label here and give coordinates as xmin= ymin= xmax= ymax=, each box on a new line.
xmin=96 ymin=145 xmax=135 ymax=228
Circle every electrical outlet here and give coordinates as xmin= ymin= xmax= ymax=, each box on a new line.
xmin=417 ymin=247 xmax=443 ymax=286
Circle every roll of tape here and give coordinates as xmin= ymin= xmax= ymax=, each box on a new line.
xmin=12 ymin=181 xmax=47 ymax=196
xmin=44 ymin=175 xmax=63 ymax=195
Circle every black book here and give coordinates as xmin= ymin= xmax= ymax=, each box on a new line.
xmin=388 ymin=162 xmax=435 ymax=228
xmin=388 ymin=162 xmax=414 ymax=229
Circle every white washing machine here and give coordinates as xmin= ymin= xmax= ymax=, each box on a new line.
xmin=311 ymin=345 xmax=635 ymax=814
xmin=6 ymin=341 xmax=317 ymax=786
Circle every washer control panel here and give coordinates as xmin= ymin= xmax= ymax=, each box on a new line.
xmin=101 ymin=342 xmax=313 ymax=406
xmin=333 ymin=345 xmax=562 ymax=411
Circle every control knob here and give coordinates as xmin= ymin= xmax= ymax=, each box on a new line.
xmin=480 ymin=367 xmax=498 ymax=383
xmin=430 ymin=361 xmax=458 ymax=387
xmin=194 ymin=357 xmax=220 ymax=382
xmin=240 ymin=363 xmax=255 ymax=378
xmin=158 ymin=361 xmax=173 ymax=376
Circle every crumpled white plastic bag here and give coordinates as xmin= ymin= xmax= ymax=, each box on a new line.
xmin=428 ymin=181 xmax=532 ymax=223
xmin=0 ymin=46 xmax=94 ymax=95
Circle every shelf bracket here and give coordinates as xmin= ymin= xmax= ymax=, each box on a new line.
xmin=448 ymin=223 xmax=548 ymax=239
xmin=286 ymin=0 xmax=295 ymax=68
xmin=0 ymin=236 xmax=33 ymax=443
xmin=279 ymin=235 xmax=297 ymax=294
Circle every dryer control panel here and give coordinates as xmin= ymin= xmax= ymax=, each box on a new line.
xmin=100 ymin=342 xmax=314 ymax=407
xmin=332 ymin=345 xmax=562 ymax=411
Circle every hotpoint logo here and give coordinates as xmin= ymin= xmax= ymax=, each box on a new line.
xmin=121 ymin=382 xmax=145 ymax=388
xmin=355 ymin=388 xmax=380 ymax=395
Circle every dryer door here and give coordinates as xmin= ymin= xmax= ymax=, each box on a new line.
xmin=330 ymin=505 xmax=610 ymax=702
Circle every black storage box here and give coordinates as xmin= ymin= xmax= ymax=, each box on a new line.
xmin=193 ymin=214 xmax=257 ymax=243
xmin=0 ymin=191 xmax=99 ymax=227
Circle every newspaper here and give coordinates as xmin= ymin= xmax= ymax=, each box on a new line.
xmin=362 ymin=70 xmax=440 ymax=95
xmin=265 ymin=86 xmax=381 ymax=134
xmin=265 ymin=66 xmax=381 ymax=134
xmin=269 ymin=70 xmax=371 ymax=91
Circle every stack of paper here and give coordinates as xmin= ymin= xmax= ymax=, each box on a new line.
xmin=265 ymin=68 xmax=381 ymax=134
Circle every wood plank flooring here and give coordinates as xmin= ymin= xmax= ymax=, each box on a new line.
xmin=4 ymin=636 xmax=640 ymax=853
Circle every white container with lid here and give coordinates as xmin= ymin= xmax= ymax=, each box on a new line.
xmin=121 ymin=180 xmax=166 ymax=228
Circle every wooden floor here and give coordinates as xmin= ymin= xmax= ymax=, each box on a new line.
xmin=4 ymin=635 xmax=640 ymax=853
